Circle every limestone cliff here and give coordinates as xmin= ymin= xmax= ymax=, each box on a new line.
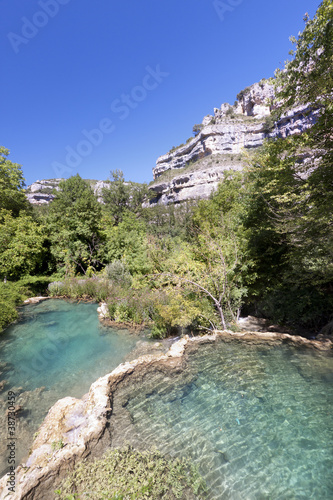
xmin=26 ymin=80 xmax=318 ymax=208
xmin=26 ymin=179 xmax=110 ymax=205
xmin=149 ymin=80 xmax=318 ymax=206
xmin=25 ymin=179 xmax=61 ymax=205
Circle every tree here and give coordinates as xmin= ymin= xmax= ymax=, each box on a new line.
xmin=151 ymin=218 xmax=248 ymax=330
xmin=244 ymin=136 xmax=333 ymax=328
xmin=275 ymin=0 xmax=332 ymax=112
xmin=192 ymin=124 xmax=203 ymax=136
xmin=101 ymin=212 xmax=151 ymax=275
xmin=0 ymin=147 xmax=30 ymax=216
xmin=0 ymin=209 xmax=45 ymax=279
xmin=102 ymin=170 xmax=148 ymax=225
xmin=244 ymin=2 xmax=333 ymax=329
xmin=47 ymin=175 xmax=104 ymax=275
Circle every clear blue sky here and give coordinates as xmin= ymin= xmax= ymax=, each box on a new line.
xmin=1 ymin=0 xmax=320 ymax=186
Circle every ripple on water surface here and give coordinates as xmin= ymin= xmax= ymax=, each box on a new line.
xmin=110 ymin=341 xmax=333 ymax=500
xmin=0 ymin=299 xmax=145 ymax=476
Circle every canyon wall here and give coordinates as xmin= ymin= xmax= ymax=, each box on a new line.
xmin=149 ymin=80 xmax=318 ymax=206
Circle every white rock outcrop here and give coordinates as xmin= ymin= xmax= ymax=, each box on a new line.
xmin=234 ymin=80 xmax=275 ymax=118
xmin=93 ymin=181 xmax=110 ymax=203
xmin=97 ymin=302 xmax=110 ymax=320
xmin=25 ymin=179 xmax=61 ymax=205
xmin=149 ymin=79 xmax=319 ymax=206
xmin=26 ymin=179 xmax=111 ymax=206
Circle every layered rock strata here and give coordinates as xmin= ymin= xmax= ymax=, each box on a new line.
xmin=25 ymin=179 xmax=61 ymax=205
xmin=150 ymin=79 xmax=319 ymax=205
xmin=149 ymin=154 xmax=243 ymax=205
xmin=0 ymin=331 xmax=330 ymax=500
xmin=26 ymin=179 xmax=111 ymax=205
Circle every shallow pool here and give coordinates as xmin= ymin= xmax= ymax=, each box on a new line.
xmin=110 ymin=340 xmax=333 ymax=499
xmin=0 ymin=299 xmax=145 ymax=476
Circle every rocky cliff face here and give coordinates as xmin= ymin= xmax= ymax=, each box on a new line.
xmin=26 ymin=179 xmax=110 ymax=205
xmin=149 ymin=80 xmax=318 ymax=206
xmin=27 ymin=80 xmax=318 ymax=208
xmin=149 ymin=153 xmax=243 ymax=205
xmin=25 ymin=179 xmax=61 ymax=205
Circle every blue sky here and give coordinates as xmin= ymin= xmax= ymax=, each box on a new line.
xmin=1 ymin=0 xmax=320 ymax=186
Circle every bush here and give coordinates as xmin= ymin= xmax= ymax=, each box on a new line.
xmin=236 ymin=86 xmax=251 ymax=101
xmin=0 ymin=276 xmax=53 ymax=332
xmin=18 ymin=275 xmax=52 ymax=296
xmin=0 ymin=301 xmax=19 ymax=332
xmin=106 ymin=286 xmax=161 ymax=326
xmin=192 ymin=123 xmax=203 ymax=136
xmin=105 ymin=260 xmax=132 ymax=286
xmin=48 ymin=277 xmax=111 ymax=302
xmin=225 ymin=107 xmax=235 ymax=119
xmin=262 ymin=114 xmax=275 ymax=134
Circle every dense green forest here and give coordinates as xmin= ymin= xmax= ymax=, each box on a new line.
xmin=0 ymin=1 xmax=332 ymax=337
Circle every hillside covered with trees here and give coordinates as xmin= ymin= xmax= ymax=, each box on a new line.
xmin=0 ymin=1 xmax=332 ymax=337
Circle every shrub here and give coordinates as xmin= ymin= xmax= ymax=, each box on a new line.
xmin=0 ymin=276 xmax=53 ymax=332
xmin=192 ymin=123 xmax=203 ymax=136
xmin=105 ymin=260 xmax=132 ymax=286
xmin=106 ymin=286 xmax=161 ymax=326
xmin=236 ymin=86 xmax=251 ymax=101
xmin=262 ymin=114 xmax=275 ymax=134
xmin=225 ymin=107 xmax=236 ymax=119
xmin=48 ymin=277 xmax=111 ymax=302
xmin=19 ymin=275 xmax=52 ymax=295
xmin=0 ymin=300 xmax=19 ymax=332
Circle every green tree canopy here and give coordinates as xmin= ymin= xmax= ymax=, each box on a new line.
xmin=0 ymin=209 xmax=45 ymax=279
xmin=275 ymin=0 xmax=333 ymax=111
xmin=102 ymin=169 xmax=148 ymax=225
xmin=244 ymin=1 xmax=333 ymax=329
xmin=47 ymin=174 xmax=104 ymax=275
xmin=0 ymin=147 xmax=30 ymax=216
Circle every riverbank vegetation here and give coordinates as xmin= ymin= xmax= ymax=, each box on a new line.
xmin=55 ymin=446 xmax=207 ymax=499
xmin=0 ymin=2 xmax=332 ymax=337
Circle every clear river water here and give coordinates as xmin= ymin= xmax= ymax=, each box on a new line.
xmin=110 ymin=340 xmax=333 ymax=499
xmin=0 ymin=299 xmax=146 ymax=476
xmin=0 ymin=300 xmax=332 ymax=499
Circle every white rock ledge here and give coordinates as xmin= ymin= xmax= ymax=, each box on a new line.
xmin=23 ymin=297 xmax=51 ymax=305
xmin=0 ymin=332 xmax=330 ymax=499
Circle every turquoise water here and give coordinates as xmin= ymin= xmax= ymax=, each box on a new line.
xmin=111 ymin=341 xmax=333 ymax=499
xmin=0 ymin=299 xmax=145 ymax=475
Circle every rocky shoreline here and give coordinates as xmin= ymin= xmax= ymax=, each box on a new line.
xmin=0 ymin=330 xmax=331 ymax=500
